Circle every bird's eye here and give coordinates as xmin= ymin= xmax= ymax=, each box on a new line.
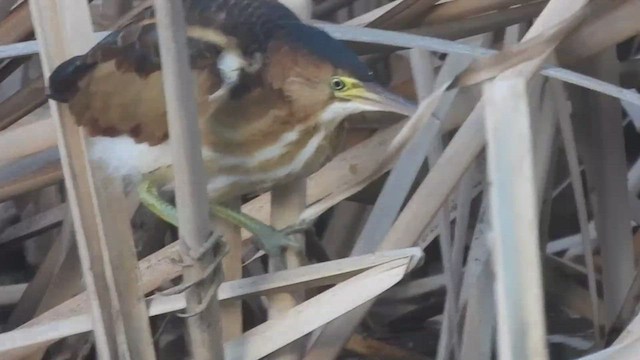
xmin=330 ymin=78 xmax=347 ymax=91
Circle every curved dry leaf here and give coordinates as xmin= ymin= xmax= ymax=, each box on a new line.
xmin=558 ymin=0 xmax=640 ymax=63
xmin=451 ymin=0 xmax=597 ymax=88
xmin=368 ymin=0 xmax=439 ymax=29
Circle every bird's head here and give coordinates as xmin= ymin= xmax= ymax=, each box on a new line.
xmin=289 ymin=70 xmax=416 ymax=129
xmin=278 ymin=22 xmax=417 ymax=124
xmin=326 ymin=74 xmax=416 ymax=117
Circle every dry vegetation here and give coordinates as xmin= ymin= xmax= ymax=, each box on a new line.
xmin=0 ymin=0 xmax=640 ymax=359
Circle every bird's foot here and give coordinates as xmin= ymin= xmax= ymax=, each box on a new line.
xmin=139 ymin=179 xmax=230 ymax=317
xmin=254 ymin=229 xmax=303 ymax=260
xmin=160 ymin=232 xmax=227 ymax=295
xmin=281 ymin=218 xmax=316 ymax=237
xmin=139 ymin=178 xmax=303 ymax=269
xmin=209 ymin=203 xmax=303 ymax=259
xmin=158 ymin=232 xmax=229 ymax=318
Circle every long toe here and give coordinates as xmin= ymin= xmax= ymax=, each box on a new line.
xmin=281 ymin=219 xmax=316 ymax=236
xmin=253 ymin=230 xmax=303 ymax=258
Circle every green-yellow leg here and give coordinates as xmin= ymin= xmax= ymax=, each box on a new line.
xmin=138 ymin=180 xmax=226 ymax=310
xmin=209 ymin=203 xmax=301 ymax=255
xmin=138 ymin=180 xmax=179 ymax=226
xmin=137 ymin=180 xmax=301 ymax=257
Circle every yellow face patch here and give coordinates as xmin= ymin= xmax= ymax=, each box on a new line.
xmin=329 ymin=76 xmax=369 ymax=101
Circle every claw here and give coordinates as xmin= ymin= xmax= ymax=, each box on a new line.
xmin=281 ymin=219 xmax=316 ymax=237
xmin=209 ymin=203 xmax=303 ymax=258
xmin=174 ymin=240 xmax=228 ymax=318
xmin=187 ymin=233 xmax=224 ymax=262
xmin=139 ymin=179 xmax=230 ymax=317
xmin=251 ymin=231 xmax=302 ymax=259
xmin=139 ymin=177 xmax=307 ymax=278
xmin=156 ymin=233 xmax=229 ymax=298
xmin=176 ymin=279 xmax=220 ymax=318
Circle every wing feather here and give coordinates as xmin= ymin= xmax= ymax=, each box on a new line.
xmin=47 ymin=0 xmax=368 ymax=147
xmin=48 ymin=3 xmax=228 ymax=145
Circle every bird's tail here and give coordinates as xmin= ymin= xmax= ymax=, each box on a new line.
xmin=47 ymin=55 xmax=97 ymax=103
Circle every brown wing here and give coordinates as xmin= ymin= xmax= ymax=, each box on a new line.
xmin=47 ymin=0 xmax=370 ymax=147
xmin=47 ymin=6 xmax=224 ymax=145
xmin=47 ymin=0 xmax=304 ymax=146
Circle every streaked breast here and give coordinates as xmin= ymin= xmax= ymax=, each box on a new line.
xmin=204 ymin=121 xmax=345 ymax=201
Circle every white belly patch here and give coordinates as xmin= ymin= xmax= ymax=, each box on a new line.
xmin=88 ymin=136 xmax=175 ymax=177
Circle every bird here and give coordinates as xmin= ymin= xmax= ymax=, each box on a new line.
xmin=47 ymin=0 xmax=416 ymax=261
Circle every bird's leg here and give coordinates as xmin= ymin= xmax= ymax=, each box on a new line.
xmin=138 ymin=180 xmax=229 ymax=314
xmin=138 ymin=180 xmax=229 ymax=262
xmin=137 ymin=179 xmax=229 ymax=262
xmin=209 ymin=203 xmax=303 ymax=258
xmin=138 ymin=179 xmax=302 ymax=261
xmin=137 ymin=179 xmax=179 ymax=227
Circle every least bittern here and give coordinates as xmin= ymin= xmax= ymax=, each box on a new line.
xmin=47 ymin=0 xmax=415 ymax=261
